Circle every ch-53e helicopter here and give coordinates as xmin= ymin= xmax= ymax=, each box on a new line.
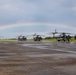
xmin=56 ymin=32 xmax=71 ymax=42
xmin=48 ymin=29 xmax=71 ymax=42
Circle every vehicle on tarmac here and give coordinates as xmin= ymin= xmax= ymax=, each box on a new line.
xmin=18 ymin=35 xmax=27 ymax=41
xmin=56 ymin=33 xmax=71 ymax=42
xmin=32 ymin=33 xmax=43 ymax=41
xmin=48 ymin=29 xmax=71 ymax=42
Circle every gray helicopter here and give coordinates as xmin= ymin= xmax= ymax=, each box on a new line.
xmin=18 ymin=35 xmax=27 ymax=41
xmin=32 ymin=33 xmax=43 ymax=41
xmin=48 ymin=29 xmax=71 ymax=42
xmin=56 ymin=32 xmax=71 ymax=42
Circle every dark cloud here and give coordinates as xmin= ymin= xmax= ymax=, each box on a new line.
xmin=0 ymin=0 xmax=76 ymax=26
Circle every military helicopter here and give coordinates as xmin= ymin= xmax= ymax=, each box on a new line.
xmin=48 ymin=29 xmax=58 ymax=38
xmin=17 ymin=35 xmax=27 ymax=41
xmin=48 ymin=29 xmax=71 ymax=42
xmin=56 ymin=32 xmax=71 ymax=42
xmin=51 ymin=29 xmax=58 ymax=38
xmin=32 ymin=33 xmax=43 ymax=41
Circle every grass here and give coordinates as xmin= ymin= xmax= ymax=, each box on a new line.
xmin=0 ymin=37 xmax=76 ymax=42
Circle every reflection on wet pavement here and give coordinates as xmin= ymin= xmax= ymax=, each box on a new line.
xmin=21 ymin=42 xmax=76 ymax=54
xmin=21 ymin=44 xmax=48 ymax=49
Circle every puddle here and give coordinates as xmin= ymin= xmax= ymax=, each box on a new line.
xmin=0 ymin=56 xmax=15 ymax=59
xmin=3 ymin=42 xmax=9 ymax=44
xmin=24 ymin=52 xmax=42 ymax=55
xmin=51 ymin=49 xmax=76 ymax=54
xmin=20 ymin=44 xmax=48 ymax=49
xmin=57 ymin=42 xmax=76 ymax=48
xmin=0 ymin=50 xmax=12 ymax=53
xmin=26 ymin=54 xmax=76 ymax=58
xmin=19 ymin=43 xmax=76 ymax=54
xmin=26 ymin=54 xmax=53 ymax=57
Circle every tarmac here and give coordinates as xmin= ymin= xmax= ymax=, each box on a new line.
xmin=0 ymin=41 xmax=76 ymax=75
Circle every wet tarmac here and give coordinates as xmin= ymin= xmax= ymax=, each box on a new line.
xmin=0 ymin=41 xmax=76 ymax=75
xmin=21 ymin=42 xmax=76 ymax=55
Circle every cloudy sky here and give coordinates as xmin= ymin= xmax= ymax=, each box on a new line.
xmin=0 ymin=0 xmax=76 ymax=38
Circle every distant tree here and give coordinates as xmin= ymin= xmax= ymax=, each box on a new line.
xmin=74 ymin=35 xmax=76 ymax=40
xmin=45 ymin=37 xmax=52 ymax=39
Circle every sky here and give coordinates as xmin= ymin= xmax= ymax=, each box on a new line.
xmin=0 ymin=0 xmax=76 ymax=38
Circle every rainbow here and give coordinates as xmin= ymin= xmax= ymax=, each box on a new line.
xmin=0 ymin=22 xmax=76 ymax=30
